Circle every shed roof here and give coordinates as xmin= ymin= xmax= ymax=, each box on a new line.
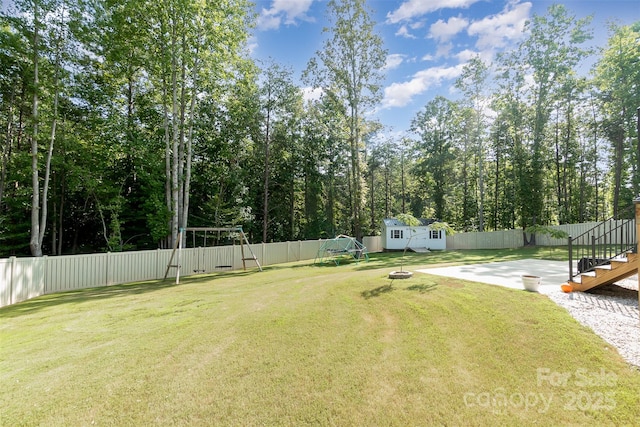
xmin=383 ymin=218 xmax=437 ymax=227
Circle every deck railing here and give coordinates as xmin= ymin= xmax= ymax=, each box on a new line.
xmin=568 ymin=205 xmax=636 ymax=281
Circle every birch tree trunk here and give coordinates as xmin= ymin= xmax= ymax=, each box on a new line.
xmin=39 ymin=8 xmax=64 ymax=254
xmin=181 ymin=48 xmax=199 ymax=233
xmin=170 ymin=13 xmax=180 ymax=247
xmin=29 ymin=1 xmax=41 ymax=256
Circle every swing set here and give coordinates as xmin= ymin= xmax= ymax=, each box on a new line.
xmin=314 ymin=234 xmax=369 ymax=266
xmin=164 ymin=226 xmax=262 ymax=284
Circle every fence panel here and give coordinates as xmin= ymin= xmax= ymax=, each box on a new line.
xmin=45 ymin=253 xmax=107 ymax=293
xmin=301 ymin=240 xmax=323 ymax=261
xmin=563 ymin=222 xmax=600 ymax=240
xmin=444 ymin=223 xmax=626 ymax=250
xmin=447 ymin=230 xmax=523 ymax=250
xmin=287 ymin=241 xmax=301 ymax=263
xmin=0 ymin=258 xmax=13 ymax=306
xmin=363 ymin=236 xmax=382 ymax=253
xmin=177 ymin=248 xmax=198 ymax=278
xmin=243 ymin=244 xmax=265 ymax=269
xmin=6 ymin=257 xmax=46 ymax=305
xmin=108 ymin=250 xmax=162 ymax=285
xmin=202 ymin=246 xmax=235 ymax=273
xmin=262 ymin=242 xmax=288 ymax=266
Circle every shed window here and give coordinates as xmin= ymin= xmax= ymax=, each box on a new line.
xmin=391 ymin=229 xmax=403 ymax=239
xmin=430 ymin=230 xmax=441 ymax=239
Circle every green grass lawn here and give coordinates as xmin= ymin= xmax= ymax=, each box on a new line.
xmin=1 ymin=249 xmax=638 ymax=426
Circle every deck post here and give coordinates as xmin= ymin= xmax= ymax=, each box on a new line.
xmin=568 ymin=236 xmax=573 ymax=281
xmin=634 ymin=197 xmax=640 ymax=317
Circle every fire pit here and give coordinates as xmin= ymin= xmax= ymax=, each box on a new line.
xmin=388 ymin=270 xmax=413 ymax=279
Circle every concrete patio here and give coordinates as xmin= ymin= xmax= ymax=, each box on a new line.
xmin=416 ymin=259 xmax=569 ymax=294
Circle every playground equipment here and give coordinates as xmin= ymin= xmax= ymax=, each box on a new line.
xmin=314 ymin=235 xmax=369 ymax=266
xmin=164 ymin=226 xmax=262 ymax=284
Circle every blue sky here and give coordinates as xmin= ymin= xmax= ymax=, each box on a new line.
xmin=249 ymin=0 xmax=640 ymax=138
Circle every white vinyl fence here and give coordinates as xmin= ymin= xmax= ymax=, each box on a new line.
xmin=0 ymin=222 xmax=614 ymax=308
xmin=445 ymin=222 xmax=624 ymax=250
xmin=0 ymin=240 xmax=329 ymax=308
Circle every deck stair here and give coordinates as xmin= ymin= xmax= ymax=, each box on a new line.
xmin=565 ymin=204 xmax=637 ymax=292
xmin=566 ymin=252 xmax=637 ymax=292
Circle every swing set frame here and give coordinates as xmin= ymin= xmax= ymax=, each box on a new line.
xmin=164 ymin=226 xmax=262 ymax=284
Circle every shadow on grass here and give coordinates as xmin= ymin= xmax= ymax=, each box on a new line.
xmin=0 ymin=280 xmax=173 ymax=318
xmin=405 ymin=283 xmax=438 ymax=293
xmin=361 ymin=284 xmax=394 ymax=299
xmin=0 ymin=269 xmax=260 ymax=318
xmin=361 ymin=281 xmax=438 ymax=299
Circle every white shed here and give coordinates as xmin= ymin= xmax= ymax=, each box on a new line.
xmin=381 ymin=218 xmax=447 ymax=251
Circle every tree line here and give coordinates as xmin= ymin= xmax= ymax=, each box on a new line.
xmin=1 ymin=0 xmax=639 ymax=256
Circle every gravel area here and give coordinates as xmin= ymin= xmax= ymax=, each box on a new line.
xmin=545 ymin=276 xmax=639 ymax=369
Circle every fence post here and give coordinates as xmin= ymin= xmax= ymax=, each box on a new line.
xmin=43 ymin=255 xmax=48 ymax=295
xmin=106 ymin=252 xmax=111 ymax=286
xmin=156 ymin=249 xmax=161 ymax=280
xmin=9 ymin=256 xmax=16 ymax=305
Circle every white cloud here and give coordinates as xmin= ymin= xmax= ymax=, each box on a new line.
xmin=467 ymin=2 xmax=531 ymax=50
xmin=257 ymin=13 xmax=282 ymax=31
xmin=455 ymin=49 xmax=481 ymax=63
xmin=395 ymin=25 xmax=417 ymax=39
xmin=387 ymin=0 xmax=480 ymax=24
xmin=257 ymin=0 xmax=315 ymax=30
xmin=429 ymin=16 xmax=469 ymax=43
xmin=302 ymin=87 xmax=323 ymax=103
xmin=436 ymin=43 xmax=454 ymax=58
xmin=246 ymin=36 xmax=259 ymax=55
xmin=455 ymin=48 xmax=494 ymax=64
xmin=384 ymin=54 xmax=406 ymax=71
xmin=382 ymin=64 xmax=465 ymax=108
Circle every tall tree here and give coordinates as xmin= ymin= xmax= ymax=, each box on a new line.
xmin=303 ymin=0 xmax=386 ymax=240
xmin=0 ymin=9 xmax=30 ymax=218
xmin=411 ymin=96 xmax=459 ymax=221
xmin=552 ymin=75 xmax=586 ymax=223
xmin=256 ymin=62 xmax=300 ymax=242
xmin=301 ymin=92 xmax=351 ymax=238
xmin=28 ymin=0 xmax=42 ymax=256
xmin=399 ymin=137 xmax=411 ymax=215
xmin=593 ymin=22 xmax=640 ymax=215
xmin=20 ymin=0 xmax=70 ymax=256
xmin=499 ymin=4 xmax=592 ymax=241
xmin=448 ymin=106 xmax=478 ymax=231
xmin=150 ymin=0 xmax=253 ymax=247
xmin=487 ymin=111 xmax=517 ymax=230
xmin=455 ymin=56 xmax=490 ymax=231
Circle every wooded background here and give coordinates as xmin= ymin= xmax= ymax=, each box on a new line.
xmin=1 ymin=0 xmax=639 ymax=257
